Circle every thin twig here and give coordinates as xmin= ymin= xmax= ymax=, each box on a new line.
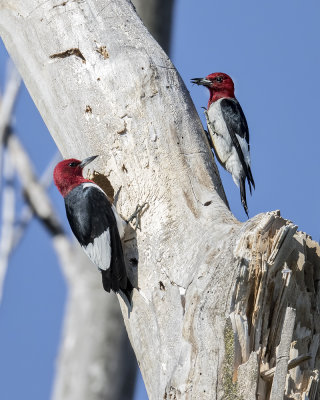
xmin=0 ymin=63 xmax=21 ymax=195
xmin=0 ymin=63 xmax=21 ymax=143
xmin=6 ymin=131 xmax=64 ymax=236
xmin=11 ymin=150 xmax=62 ymax=250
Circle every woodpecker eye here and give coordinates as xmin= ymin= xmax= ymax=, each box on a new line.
xmin=69 ymin=162 xmax=78 ymax=167
xmin=216 ymin=76 xmax=223 ymax=83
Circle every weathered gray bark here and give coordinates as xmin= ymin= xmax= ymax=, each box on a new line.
xmin=1 ymin=1 xmax=319 ymax=399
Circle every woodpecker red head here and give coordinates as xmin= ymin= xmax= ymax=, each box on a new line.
xmin=53 ymin=155 xmax=98 ymax=197
xmin=191 ymin=73 xmax=235 ymax=108
xmin=191 ymin=72 xmax=255 ymax=216
xmin=54 ymin=155 xmax=132 ymax=304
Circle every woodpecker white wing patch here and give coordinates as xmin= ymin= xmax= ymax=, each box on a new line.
xmin=83 ymin=229 xmax=111 ymax=271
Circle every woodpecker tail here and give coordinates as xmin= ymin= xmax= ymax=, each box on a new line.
xmin=100 ymin=270 xmax=133 ymax=306
xmin=120 ymin=278 xmax=134 ymax=306
xmin=101 ymin=269 xmax=111 ymax=293
xmin=240 ymin=177 xmax=249 ymax=218
xmin=246 ymin=165 xmax=255 ymax=195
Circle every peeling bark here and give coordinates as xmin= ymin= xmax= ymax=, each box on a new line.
xmin=1 ymin=1 xmax=320 ymax=399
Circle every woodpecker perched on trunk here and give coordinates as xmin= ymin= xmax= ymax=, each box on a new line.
xmin=53 ymin=155 xmax=133 ymax=304
xmin=191 ymin=72 xmax=255 ymax=216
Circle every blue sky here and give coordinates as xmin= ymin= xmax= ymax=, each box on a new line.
xmin=0 ymin=0 xmax=320 ymax=399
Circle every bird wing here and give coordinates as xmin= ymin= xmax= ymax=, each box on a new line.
xmin=220 ymin=98 xmax=255 ymax=189
xmin=64 ymin=184 xmax=127 ymax=290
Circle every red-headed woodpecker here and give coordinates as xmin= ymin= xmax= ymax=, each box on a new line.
xmin=191 ymin=72 xmax=255 ymax=216
xmin=53 ymin=155 xmax=132 ymax=303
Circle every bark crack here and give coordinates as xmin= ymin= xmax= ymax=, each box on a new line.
xmin=49 ymin=48 xmax=86 ymax=63
xmin=52 ymin=0 xmax=84 ymax=8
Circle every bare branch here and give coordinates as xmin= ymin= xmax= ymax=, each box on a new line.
xmin=11 ymin=151 xmax=62 ymax=251
xmin=0 ymin=62 xmax=20 ymax=201
xmin=0 ymin=63 xmax=20 ymax=301
xmin=0 ymin=150 xmax=15 ymax=301
xmin=0 ymin=64 xmax=20 ymax=143
xmin=6 ymin=130 xmax=64 ymax=235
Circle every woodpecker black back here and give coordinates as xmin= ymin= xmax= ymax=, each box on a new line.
xmin=220 ymin=98 xmax=255 ymax=193
xmin=64 ymin=183 xmax=131 ymax=301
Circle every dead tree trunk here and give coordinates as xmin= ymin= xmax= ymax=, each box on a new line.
xmin=1 ymin=1 xmax=319 ymax=399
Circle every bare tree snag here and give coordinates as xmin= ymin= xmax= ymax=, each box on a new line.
xmin=1 ymin=1 xmax=319 ymax=399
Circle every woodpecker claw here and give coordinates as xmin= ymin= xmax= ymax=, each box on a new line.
xmin=114 ymin=186 xmax=122 ymax=207
xmin=127 ymin=202 xmax=149 ymax=231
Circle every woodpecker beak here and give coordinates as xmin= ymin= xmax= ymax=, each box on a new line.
xmin=190 ymin=77 xmax=212 ymax=87
xmin=80 ymin=155 xmax=99 ymax=168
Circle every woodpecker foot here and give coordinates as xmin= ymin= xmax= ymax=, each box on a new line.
xmin=204 ymin=110 xmax=215 ymax=136
xmin=127 ymin=202 xmax=149 ymax=231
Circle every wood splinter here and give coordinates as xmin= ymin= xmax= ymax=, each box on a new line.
xmin=261 ymin=353 xmax=312 ymax=381
xmin=269 ymin=307 xmax=296 ymax=400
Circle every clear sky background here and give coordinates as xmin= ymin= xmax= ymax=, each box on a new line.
xmin=0 ymin=0 xmax=320 ymax=399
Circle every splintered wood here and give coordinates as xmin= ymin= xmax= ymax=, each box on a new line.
xmin=231 ymin=210 xmax=320 ymax=399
